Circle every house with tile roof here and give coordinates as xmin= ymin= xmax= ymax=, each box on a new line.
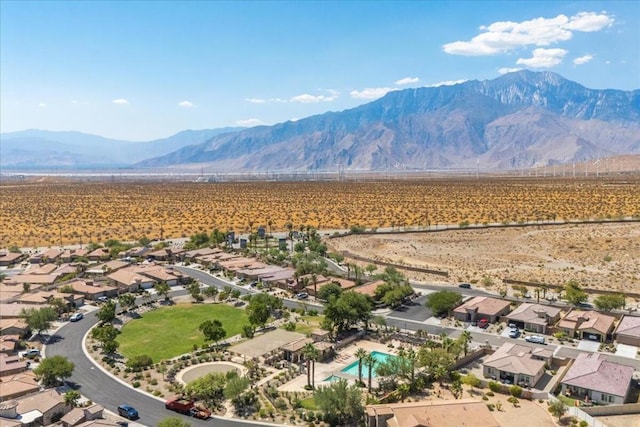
xmin=0 ymin=252 xmax=25 ymax=267
xmin=107 ymin=267 xmax=155 ymax=292
xmin=614 ymin=315 xmax=640 ymax=347
xmin=504 ymin=303 xmax=562 ymax=334
xmin=482 ymin=342 xmax=551 ymax=388
xmin=558 ymin=309 xmax=616 ymax=342
xmin=16 ymin=389 xmax=69 ymax=425
xmin=365 ymin=399 xmax=499 ymax=427
xmin=452 ymin=296 xmax=512 ymax=323
xmin=0 ymin=371 xmax=40 ymax=401
xmin=560 ymin=353 xmax=634 ymax=404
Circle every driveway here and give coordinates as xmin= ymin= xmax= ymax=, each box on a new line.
xmin=577 ymin=340 xmax=601 ymax=352
xmin=615 ymin=343 xmax=639 ymax=359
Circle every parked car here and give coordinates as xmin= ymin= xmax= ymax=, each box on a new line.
xmin=21 ymin=349 xmax=41 ymax=359
xmin=117 ymin=404 xmax=139 ymax=420
xmin=478 ymin=318 xmax=489 ymax=329
xmin=295 ymin=292 xmax=309 ymax=300
xmin=96 ymin=296 xmax=109 ymax=303
xmin=69 ymin=312 xmax=84 ymax=322
xmin=525 ymin=335 xmax=546 ymax=344
xmin=509 ymin=329 xmax=520 ymax=338
xmin=458 ymin=283 xmax=472 ymax=289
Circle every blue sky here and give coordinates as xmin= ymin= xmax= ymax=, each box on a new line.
xmin=1 ymin=0 xmax=638 ymax=141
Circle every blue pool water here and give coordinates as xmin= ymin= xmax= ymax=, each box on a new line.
xmin=339 ymin=351 xmax=394 ymax=378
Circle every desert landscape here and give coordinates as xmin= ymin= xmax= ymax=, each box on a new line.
xmin=1 ymin=175 xmax=639 ymax=249
xmin=326 ymin=222 xmax=640 ymax=294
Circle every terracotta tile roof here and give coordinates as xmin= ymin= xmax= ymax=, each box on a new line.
xmin=0 ymin=371 xmax=39 ymax=400
xmin=560 ymin=310 xmax=616 ymax=335
xmin=483 ymin=343 xmax=546 ymax=376
xmin=367 ymin=399 xmax=499 ymax=427
xmin=70 ymin=280 xmax=117 ymax=295
xmin=507 ymin=303 xmax=562 ymax=325
xmin=0 ymin=303 xmax=43 ymax=318
xmin=615 ymin=315 xmax=640 ymax=338
xmin=352 ymin=280 xmax=385 ymax=297
xmin=16 ymin=389 xmax=64 ymax=414
xmin=562 ymin=353 xmax=634 ymax=398
xmin=453 ymin=296 xmax=511 ymax=317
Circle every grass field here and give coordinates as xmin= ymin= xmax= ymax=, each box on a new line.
xmin=117 ymin=303 xmax=248 ymax=362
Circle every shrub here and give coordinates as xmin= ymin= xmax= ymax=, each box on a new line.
xmin=486 ymin=403 xmax=495 ymax=411
xmin=149 ymin=378 xmax=158 ymax=386
xmin=486 ymin=391 xmax=494 ymax=397
xmin=488 ymin=381 xmax=501 ymax=392
xmin=132 ymin=381 xmax=141 ymax=388
xmin=127 ymin=354 xmax=153 ymax=369
xmin=509 ymin=385 xmax=523 ymax=398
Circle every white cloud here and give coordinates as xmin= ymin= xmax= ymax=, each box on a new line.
xmin=350 ymin=87 xmax=394 ymax=100
xmin=236 ymin=118 xmax=264 ymax=127
xmin=516 ymin=48 xmax=567 ymax=68
xmin=269 ymin=98 xmax=288 ymax=103
xmin=424 ymin=79 xmax=467 ymax=88
xmin=38 ymin=102 xmax=46 ymax=108
xmin=71 ymin=100 xmax=78 ymax=104
xmin=178 ymin=100 xmax=194 ymax=108
xmin=395 ymin=77 xmax=420 ymax=85
xmin=290 ymin=92 xmax=338 ymax=103
xmin=112 ymin=98 xmax=129 ymax=105
xmin=565 ymin=11 xmax=614 ymax=32
xmin=443 ymin=11 xmax=613 ymax=56
xmin=246 ymin=98 xmax=266 ymax=104
xmin=573 ymin=54 xmax=593 ymax=65
xmin=498 ymin=67 xmax=522 ymax=74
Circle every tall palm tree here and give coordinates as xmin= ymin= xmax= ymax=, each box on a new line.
xmin=354 ymin=348 xmax=368 ymax=385
xmin=364 ymin=352 xmax=377 ymax=392
xmin=311 ymin=273 xmax=318 ymax=298
xmin=459 ymin=331 xmax=472 ymax=356
xmin=302 ymin=343 xmax=319 ymax=390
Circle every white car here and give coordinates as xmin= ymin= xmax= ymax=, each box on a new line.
xmin=525 ymin=335 xmax=545 ymax=344
xmin=69 ymin=312 xmax=84 ymax=322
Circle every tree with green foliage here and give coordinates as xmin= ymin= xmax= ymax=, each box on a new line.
xmin=157 ymin=417 xmax=191 ymax=427
xmin=462 ymin=373 xmax=481 ymax=394
xmin=202 ymin=286 xmax=219 ymax=300
xmin=317 ymin=282 xmax=343 ymax=302
xmin=364 ymin=352 xmax=377 ymax=392
xmin=188 ymin=282 xmax=203 ymax=302
xmin=223 ymin=374 xmax=250 ymax=400
xmin=96 ymin=300 xmax=116 ymax=323
xmin=418 ymin=347 xmax=456 ymax=385
xmin=64 ymin=390 xmax=81 ymax=407
xmin=91 ymin=323 xmax=121 ymax=352
xmin=354 ymin=348 xmax=368 ymax=386
xmin=594 ymin=293 xmax=626 ymax=311
xmin=458 ymin=330 xmax=473 ymax=356
xmin=184 ymin=372 xmax=227 ymax=408
xmin=118 ymin=293 xmax=136 ymax=310
xmin=33 ymin=355 xmax=74 ymax=387
xmin=548 ymin=399 xmax=567 ymax=421
xmin=322 ymin=290 xmax=373 ymax=335
xmin=154 ymin=281 xmax=171 ymax=301
xmin=563 ymin=280 xmax=588 ymax=306
xmin=425 ymin=290 xmax=463 ymax=317
xmin=199 ymin=319 xmax=226 ymax=347
xmin=183 ymin=232 xmax=211 ymax=250
xmin=21 ymin=306 xmax=58 ymax=335
xmin=303 ymin=342 xmax=320 ymax=390
xmin=314 ymin=378 xmax=363 ymax=427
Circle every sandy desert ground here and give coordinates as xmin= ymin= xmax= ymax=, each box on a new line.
xmin=326 ymin=222 xmax=640 ymax=296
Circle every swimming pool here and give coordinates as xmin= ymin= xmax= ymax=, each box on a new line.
xmin=340 ymin=351 xmax=395 ymax=378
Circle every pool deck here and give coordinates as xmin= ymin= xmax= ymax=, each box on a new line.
xmin=277 ymin=339 xmax=406 ymax=392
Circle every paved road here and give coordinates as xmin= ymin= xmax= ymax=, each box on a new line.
xmin=45 ymin=295 xmax=279 ymax=426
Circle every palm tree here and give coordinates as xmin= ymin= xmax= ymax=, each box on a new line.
xmin=302 ymin=343 xmax=318 ymax=390
xmin=64 ymin=390 xmax=81 ymax=407
xmin=354 ymin=348 xmax=368 ymax=385
xmin=459 ymin=331 xmax=472 ymax=356
xmin=364 ymin=353 xmax=377 ymax=392
xmin=310 ymin=273 xmax=318 ymax=298
xmin=397 ymin=383 xmax=410 ymax=402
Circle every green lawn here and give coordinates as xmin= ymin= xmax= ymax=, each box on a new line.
xmin=299 ymin=397 xmax=317 ymax=410
xmin=291 ymin=314 xmax=323 ymax=335
xmin=117 ymin=303 xmax=248 ymax=362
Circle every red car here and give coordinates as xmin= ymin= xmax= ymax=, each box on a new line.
xmin=478 ymin=318 xmax=489 ymax=329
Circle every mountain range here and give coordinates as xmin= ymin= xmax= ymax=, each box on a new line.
xmin=2 ymin=70 xmax=640 ymax=171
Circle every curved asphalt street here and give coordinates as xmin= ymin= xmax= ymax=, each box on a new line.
xmin=45 ymin=266 xmax=325 ymax=427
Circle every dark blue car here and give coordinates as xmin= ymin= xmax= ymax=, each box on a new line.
xmin=117 ymin=404 xmax=139 ymax=420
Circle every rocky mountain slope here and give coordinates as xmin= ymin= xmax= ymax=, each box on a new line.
xmin=139 ymin=70 xmax=640 ymax=171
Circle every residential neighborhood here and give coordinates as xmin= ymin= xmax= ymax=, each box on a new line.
xmin=1 ymin=230 xmax=639 ymax=427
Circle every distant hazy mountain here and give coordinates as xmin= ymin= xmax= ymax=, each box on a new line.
xmin=0 ymin=128 xmax=244 ymax=168
xmin=138 ymin=70 xmax=640 ymax=171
